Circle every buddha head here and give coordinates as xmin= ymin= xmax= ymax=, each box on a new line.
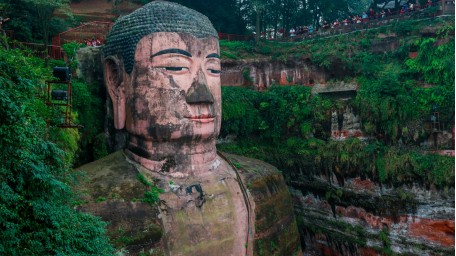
xmin=103 ymin=1 xmax=221 ymax=156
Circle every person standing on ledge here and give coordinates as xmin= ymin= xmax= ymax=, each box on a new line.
xmin=75 ymin=1 xmax=302 ymax=255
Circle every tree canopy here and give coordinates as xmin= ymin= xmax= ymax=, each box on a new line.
xmin=0 ymin=0 xmax=72 ymax=44
xmin=171 ymin=0 xmax=390 ymax=37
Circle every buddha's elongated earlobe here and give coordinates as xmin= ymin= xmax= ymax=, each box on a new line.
xmin=104 ymin=56 xmax=126 ymax=129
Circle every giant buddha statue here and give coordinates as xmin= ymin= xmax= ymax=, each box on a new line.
xmin=74 ymin=1 xmax=302 ymax=255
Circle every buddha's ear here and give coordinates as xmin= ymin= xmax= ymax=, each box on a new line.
xmin=104 ymin=56 xmax=126 ymax=129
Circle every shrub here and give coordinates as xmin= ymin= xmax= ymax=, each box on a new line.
xmin=0 ymin=47 xmax=113 ymax=255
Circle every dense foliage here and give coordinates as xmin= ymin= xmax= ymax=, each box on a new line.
xmin=220 ymin=85 xmax=329 ymax=178
xmin=0 ymin=45 xmax=113 ymax=254
xmin=0 ymin=0 xmax=74 ymax=45
xmin=219 ymin=17 xmax=454 ymax=190
xmin=172 ymin=0 xmax=404 ymax=37
xmin=57 ymin=42 xmax=108 ymax=164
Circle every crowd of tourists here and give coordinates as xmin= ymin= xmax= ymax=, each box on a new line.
xmin=83 ymin=37 xmax=103 ymax=46
xmin=290 ymin=0 xmax=436 ymax=37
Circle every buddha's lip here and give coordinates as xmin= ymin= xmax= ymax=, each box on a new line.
xmin=185 ymin=115 xmax=215 ymax=123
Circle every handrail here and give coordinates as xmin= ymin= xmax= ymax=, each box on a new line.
xmin=219 ymin=1 xmax=447 ymax=42
xmin=9 ymin=41 xmax=63 ymax=59
xmin=54 ymin=21 xmax=113 ymax=46
xmin=290 ymin=2 xmax=444 ymax=41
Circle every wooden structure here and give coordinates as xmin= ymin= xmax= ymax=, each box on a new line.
xmin=46 ymin=80 xmax=79 ymax=128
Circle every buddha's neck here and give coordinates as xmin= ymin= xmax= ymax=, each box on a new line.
xmin=125 ymin=135 xmax=219 ymax=177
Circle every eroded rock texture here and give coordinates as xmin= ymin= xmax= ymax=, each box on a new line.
xmin=221 ymin=58 xmax=327 ymax=88
xmin=292 ymin=175 xmax=454 ymax=256
xmin=74 ymin=151 xmax=302 ymax=256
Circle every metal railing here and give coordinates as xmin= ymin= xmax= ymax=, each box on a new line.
xmin=9 ymin=41 xmax=63 ymax=59
xmin=54 ymin=21 xmax=113 ymax=46
xmin=221 ymin=1 xmax=446 ymax=42
xmin=290 ymin=2 xmax=444 ymax=41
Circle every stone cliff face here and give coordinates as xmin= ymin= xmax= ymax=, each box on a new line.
xmin=221 ymin=58 xmax=327 ymax=88
xmin=220 ymin=56 xmax=454 ymax=255
xmin=291 ymin=175 xmax=454 ymax=256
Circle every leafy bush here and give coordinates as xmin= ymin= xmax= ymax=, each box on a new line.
xmin=221 ymin=50 xmax=239 ymax=59
xmin=62 ymin=42 xmax=86 ymax=71
xmin=220 ymin=40 xmax=254 ymax=52
xmin=71 ymin=79 xmax=105 ymax=165
xmin=377 ymin=147 xmax=454 ymax=189
xmin=0 ymin=47 xmax=113 ymax=255
xmin=355 ymin=64 xmax=419 ymax=143
xmin=221 ymin=86 xmax=262 ymax=137
xmin=392 ymin=20 xmax=416 ymax=36
xmin=219 ymin=40 xmax=254 ymax=59
xmin=405 ymin=38 xmax=455 ymax=87
xmin=137 ymin=174 xmax=163 ymax=206
xmin=220 ymin=86 xmax=331 ymax=176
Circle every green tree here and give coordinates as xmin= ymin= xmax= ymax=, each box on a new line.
xmin=371 ymin=0 xmax=403 ymax=11
xmin=172 ymin=0 xmax=247 ymax=35
xmin=0 ymin=0 xmax=72 ymax=45
xmin=23 ymin=0 xmax=70 ymax=45
xmin=252 ymin=0 xmax=265 ymax=42
xmin=0 ymin=46 xmax=113 ymax=255
xmin=348 ymin=0 xmax=372 ymax=14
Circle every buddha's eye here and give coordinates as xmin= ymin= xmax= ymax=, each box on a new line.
xmin=207 ymin=69 xmax=221 ymax=75
xmin=165 ymin=67 xmax=188 ymax=71
xmin=161 ymin=66 xmax=189 ymax=74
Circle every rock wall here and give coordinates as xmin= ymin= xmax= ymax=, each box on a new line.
xmin=76 ymin=46 xmax=104 ymax=85
xmin=76 ymin=46 xmax=128 ymax=152
xmin=330 ymin=106 xmax=365 ymax=140
xmin=221 ymin=58 xmax=327 ymax=88
xmin=291 ymin=175 xmax=455 ymax=256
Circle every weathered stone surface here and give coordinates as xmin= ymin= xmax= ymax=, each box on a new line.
xmin=73 ymin=151 xmax=163 ymax=255
xmin=292 ymin=176 xmax=455 ymax=256
xmin=330 ymin=106 xmax=365 ymax=140
xmin=221 ymin=58 xmax=326 ymax=88
xmin=311 ymin=80 xmax=358 ymax=95
xmin=74 ymin=151 xmax=302 ymax=256
xmin=74 ymin=3 xmax=303 ymax=255
xmin=76 ymin=46 xmax=104 ymax=84
xmin=221 ymin=152 xmax=303 ymax=256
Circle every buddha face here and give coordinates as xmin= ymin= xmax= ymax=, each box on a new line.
xmin=122 ymin=32 xmax=221 ymax=143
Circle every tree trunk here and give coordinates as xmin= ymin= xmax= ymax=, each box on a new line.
xmin=255 ymin=8 xmax=261 ymax=43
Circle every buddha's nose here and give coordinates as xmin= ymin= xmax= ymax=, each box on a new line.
xmin=185 ymin=69 xmax=214 ymax=104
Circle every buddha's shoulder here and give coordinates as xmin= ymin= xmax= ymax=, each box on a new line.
xmin=218 ymin=151 xmax=281 ymax=177
xmin=73 ymin=150 xmax=147 ymax=200
xmin=218 ymin=151 xmax=287 ymax=189
xmin=73 ymin=151 xmax=163 ymax=254
xmin=217 ymin=152 xmax=302 ymax=256
xmin=75 ymin=150 xmax=137 ymax=177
